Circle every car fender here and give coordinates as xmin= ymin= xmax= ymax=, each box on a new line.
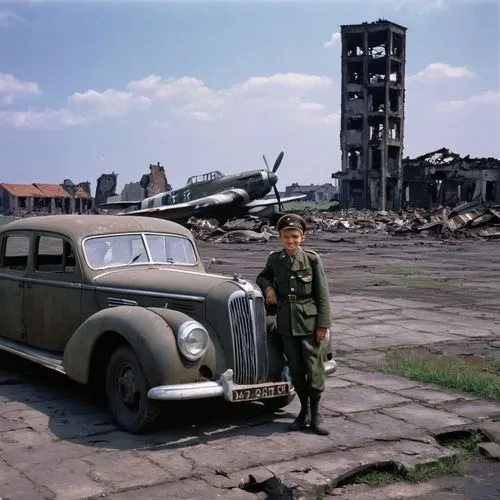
xmin=62 ymin=305 xmax=216 ymax=387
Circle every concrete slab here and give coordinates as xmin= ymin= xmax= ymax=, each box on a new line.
xmin=381 ymin=404 xmax=471 ymax=431
xmin=436 ymin=400 xmax=500 ymax=420
xmin=322 ymin=385 xmax=410 ymax=414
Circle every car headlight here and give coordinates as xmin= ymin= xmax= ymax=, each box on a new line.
xmin=177 ymin=321 xmax=209 ymax=361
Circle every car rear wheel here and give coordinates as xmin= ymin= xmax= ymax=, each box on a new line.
xmin=105 ymin=345 xmax=161 ymax=434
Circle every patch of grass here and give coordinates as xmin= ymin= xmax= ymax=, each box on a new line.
xmin=384 ymin=350 xmax=500 ymax=400
xmin=382 ymin=265 xmax=422 ymax=276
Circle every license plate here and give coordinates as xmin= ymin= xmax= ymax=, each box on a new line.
xmin=232 ymin=383 xmax=290 ymax=402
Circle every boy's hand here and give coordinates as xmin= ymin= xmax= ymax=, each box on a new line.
xmin=265 ymin=287 xmax=278 ymax=305
xmin=315 ymin=327 xmax=328 ymax=342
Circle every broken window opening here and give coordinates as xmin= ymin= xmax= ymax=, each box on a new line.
xmin=348 ymin=91 xmax=362 ymax=100
xmin=369 ymin=72 xmax=385 ymax=84
xmin=347 ymin=149 xmax=362 ymax=170
xmin=18 ymin=197 xmax=27 ymax=209
xmin=369 ymin=44 xmax=386 ymax=58
xmin=347 ymin=61 xmax=364 ymax=84
xmin=347 ymin=117 xmax=363 ymax=130
xmin=486 ymin=181 xmax=495 ymax=202
xmin=367 ymin=88 xmax=385 ymax=112
xmin=389 ymin=88 xmax=400 ymax=112
xmin=392 ymin=32 xmax=404 ymax=58
xmin=390 ymin=61 xmax=402 ymax=84
xmin=371 ymin=148 xmax=381 ymax=170
xmin=388 ymin=118 xmax=400 ymax=140
xmin=346 ymin=33 xmax=364 ymax=56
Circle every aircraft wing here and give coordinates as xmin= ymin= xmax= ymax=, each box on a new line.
xmin=99 ymin=200 xmax=141 ymax=210
xmin=244 ymin=194 xmax=307 ymax=208
xmin=118 ymin=188 xmax=251 ymax=221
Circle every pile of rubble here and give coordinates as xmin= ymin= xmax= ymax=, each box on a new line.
xmin=301 ymin=202 xmax=500 ymax=239
xmin=187 ymin=202 xmax=500 ymax=242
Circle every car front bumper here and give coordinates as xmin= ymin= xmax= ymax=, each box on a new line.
xmin=147 ymin=359 xmax=337 ymax=401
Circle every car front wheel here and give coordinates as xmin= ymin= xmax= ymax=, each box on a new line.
xmin=105 ymin=345 xmax=161 ymax=434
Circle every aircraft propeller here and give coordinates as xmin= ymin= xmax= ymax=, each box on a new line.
xmin=262 ymin=151 xmax=285 ymax=211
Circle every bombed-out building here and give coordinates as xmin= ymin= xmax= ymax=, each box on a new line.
xmin=0 ymin=181 xmax=93 ymax=215
xmin=402 ymin=148 xmax=500 ymax=209
xmin=333 ymin=19 xmax=407 ymax=211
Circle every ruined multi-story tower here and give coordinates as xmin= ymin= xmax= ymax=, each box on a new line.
xmin=335 ymin=20 xmax=407 ymax=210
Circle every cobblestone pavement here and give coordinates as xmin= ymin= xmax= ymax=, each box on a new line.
xmin=1 ymin=234 xmax=500 ymax=499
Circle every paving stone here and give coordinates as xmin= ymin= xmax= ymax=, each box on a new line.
xmin=357 ymin=323 xmax=409 ymax=335
xmin=2 ymin=439 xmax=98 ymax=469
xmin=478 ymin=421 xmax=500 ymax=443
xmin=368 ymin=298 xmax=439 ymax=309
xmin=446 ymin=327 xmax=493 ymax=338
xmin=325 ymin=378 xmax=353 ymax=389
xmin=326 ymin=481 xmax=444 ymax=500
xmin=322 ymin=386 xmax=409 ymax=414
xmin=437 ymin=400 xmax=500 ymax=419
xmin=2 ymin=408 xmax=116 ymax=439
xmin=336 ymin=370 xmax=422 ymax=391
xmin=346 ymin=411 xmax=428 ymax=439
xmin=396 ymin=387 xmax=470 ymax=404
xmin=0 ymin=463 xmax=54 ymax=500
xmin=24 ymin=458 xmax=105 ymax=499
xmin=136 ymin=448 xmax=194 ymax=480
xmin=105 ymin=478 xmax=252 ymax=499
xmin=0 ymin=428 xmax=54 ymax=453
xmin=382 ymin=403 xmax=471 ymax=431
xmin=182 ymin=436 xmax=287 ymax=475
xmin=478 ymin=442 xmax=500 ymax=460
xmin=83 ymin=452 xmax=166 ymax=489
xmin=0 ymin=415 xmax=29 ymax=432
xmin=388 ymin=319 xmax=453 ymax=333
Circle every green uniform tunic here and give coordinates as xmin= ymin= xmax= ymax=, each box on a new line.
xmin=256 ymin=246 xmax=332 ymax=394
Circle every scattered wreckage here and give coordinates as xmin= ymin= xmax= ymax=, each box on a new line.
xmin=187 ymin=202 xmax=500 ymax=242
xmin=0 ymin=214 xmax=337 ymax=433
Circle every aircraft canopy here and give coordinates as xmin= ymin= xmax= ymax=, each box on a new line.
xmin=186 ymin=170 xmax=223 ymax=185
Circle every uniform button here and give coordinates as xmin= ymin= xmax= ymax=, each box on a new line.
xmin=291 ymin=288 xmax=295 ymax=292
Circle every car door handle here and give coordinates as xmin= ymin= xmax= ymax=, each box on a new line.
xmin=18 ymin=282 xmax=31 ymax=289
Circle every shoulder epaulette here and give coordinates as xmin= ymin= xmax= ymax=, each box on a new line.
xmin=269 ymin=250 xmax=280 ymax=256
xmin=304 ymin=249 xmax=318 ymax=256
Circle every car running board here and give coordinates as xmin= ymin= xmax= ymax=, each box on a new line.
xmin=0 ymin=338 xmax=65 ymax=374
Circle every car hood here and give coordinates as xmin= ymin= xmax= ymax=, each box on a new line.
xmin=92 ymin=266 xmax=236 ymax=298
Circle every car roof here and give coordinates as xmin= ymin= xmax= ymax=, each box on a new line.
xmin=0 ymin=215 xmax=194 ymax=240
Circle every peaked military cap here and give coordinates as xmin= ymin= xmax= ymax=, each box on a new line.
xmin=276 ymin=213 xmax=307 ymax=233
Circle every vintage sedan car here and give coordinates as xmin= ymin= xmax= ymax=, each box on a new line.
xmin=0 ymin=215 xmax=336 ymax=433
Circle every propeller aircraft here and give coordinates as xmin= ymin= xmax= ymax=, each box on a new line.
xmin=99 ymin=152 xmax=306 ymax=225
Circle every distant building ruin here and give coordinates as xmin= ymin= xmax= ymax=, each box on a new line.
xmin=333 ymin=19 xmax=407 ymax=211
xmin=285 ymin=183 xmax=338 ymax=203
xmin=95 ymin=173 xmax=118 ymax=207
xmin=0 ymin=181 xmax=93 ymax=215
xmin=402 ymin=148 xmax=500 ymax=209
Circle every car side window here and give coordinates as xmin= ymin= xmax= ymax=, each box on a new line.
xmin=36 ymin=236 xmax=76 ymax=274
xmin=1 ymin=235 xmax=30 ymax=272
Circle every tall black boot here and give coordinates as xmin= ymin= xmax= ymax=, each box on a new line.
xmin=289 ymin=393 xmax=310 ymax=431
xmin=310 ymin=394 xmax=330 ymax=436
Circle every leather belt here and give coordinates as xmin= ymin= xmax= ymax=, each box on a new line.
xmin=287 ymin=294 xmax=297 ymax=303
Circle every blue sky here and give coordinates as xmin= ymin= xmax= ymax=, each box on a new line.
xmin=0 ymin=0 xmax=499 ymax=195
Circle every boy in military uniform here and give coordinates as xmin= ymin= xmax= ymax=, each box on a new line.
xmin=256 ymin=214 xmax=331 ymax=435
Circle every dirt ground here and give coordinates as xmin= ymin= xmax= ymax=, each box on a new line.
xmin=197 ymin=230 xmax=500 ymax=305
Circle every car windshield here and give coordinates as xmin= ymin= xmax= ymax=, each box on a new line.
xmin=83 ymin=233 xmax=197 ymax=269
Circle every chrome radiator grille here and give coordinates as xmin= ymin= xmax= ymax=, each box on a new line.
xmin=228 ymin=292 xmax=268 ymax=385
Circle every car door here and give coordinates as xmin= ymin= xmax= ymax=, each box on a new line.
xmin=23 ymin=232 xmax=83 ymax=352
xmin=0 ymin=231 xmax=31 ymax=342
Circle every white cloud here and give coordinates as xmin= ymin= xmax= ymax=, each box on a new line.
xmin=323 ymin=32 xmax=341 ymax=49
xmin=0 ymin=73 xmax=41 ymax=105
xmin=389 ymin=0 xmax=448 ymax=14
xmin=0 ymin=10 xmax=22 ymax=28
xmin=440 ymin=90 xmax=500 ymax=112
xmin=0 ymin=71 xmax=336 ymax=129
xmin=408 ymin=62 xmax=475 ymax=83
